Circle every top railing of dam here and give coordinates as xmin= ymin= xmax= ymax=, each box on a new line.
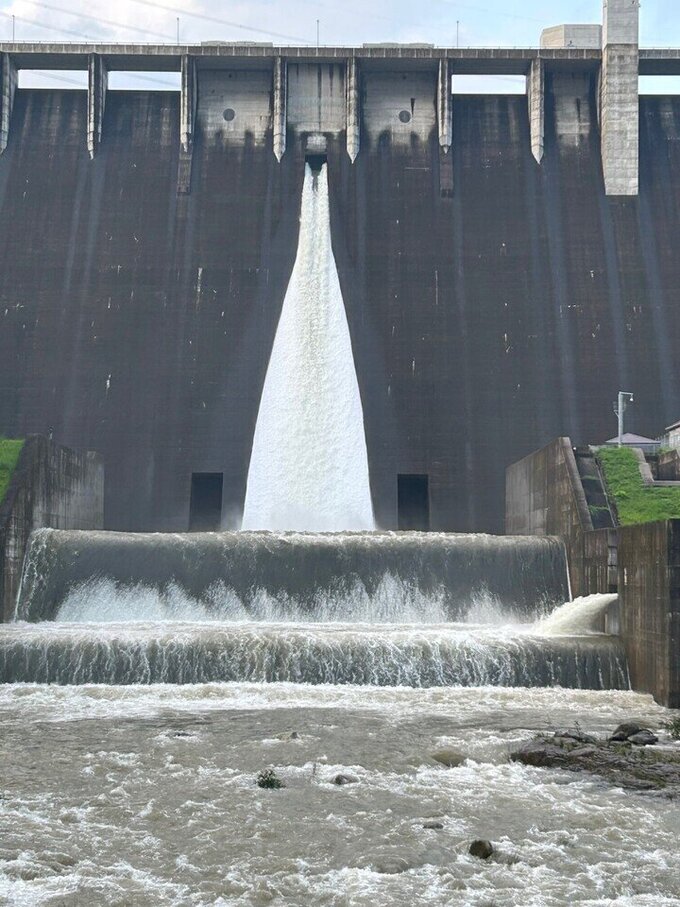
xmin=0 ymin=43 xmax=678 ymax=75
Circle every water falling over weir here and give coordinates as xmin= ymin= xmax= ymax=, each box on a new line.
xmin=2 ymin=528 xmax=630 ymax=688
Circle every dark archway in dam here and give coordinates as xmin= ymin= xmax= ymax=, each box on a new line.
xmin=0 ymin=73 xmax=679 ymax=533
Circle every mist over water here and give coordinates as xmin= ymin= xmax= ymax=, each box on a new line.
xmin=242 ymin=163 xmax=374 ymax=531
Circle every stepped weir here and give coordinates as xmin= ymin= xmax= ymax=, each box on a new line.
xmin=2 ymin=526 xmax=628 ymax=689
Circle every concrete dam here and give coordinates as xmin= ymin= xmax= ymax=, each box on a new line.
xmin=1 ymin=0 xmax=680 ymax=533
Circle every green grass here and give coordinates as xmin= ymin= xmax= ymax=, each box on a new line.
xmin=597 ymin=446 xmax=680 ymax=526
xmin=0 ymin=439 xmax=24 ymax=506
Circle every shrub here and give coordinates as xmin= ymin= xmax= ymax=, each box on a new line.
xmin=256 ymin=768 xmax=284 ymax=789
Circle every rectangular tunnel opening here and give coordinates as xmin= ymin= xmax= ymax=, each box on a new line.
xmin=397 ymin=474 xmax=430 ymax=531
xmin=305 ymin=153 xmax=328 ymax=173
xmin=189 ymin=473 xmax=223 ymax=531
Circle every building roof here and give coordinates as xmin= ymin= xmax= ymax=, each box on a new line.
xmin=665 ymin=420 xmax=680 ymax=432
xmin=605 ymin=433 xmax=659 ymax=445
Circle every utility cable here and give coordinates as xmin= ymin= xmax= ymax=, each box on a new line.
xmin=125 ymin=0 xmax=312 ymax=44
xmin=23 ymin=0 xmax=175 ymax=42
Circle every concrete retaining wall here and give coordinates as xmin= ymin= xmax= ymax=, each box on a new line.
xmin=0 ymin=436 xmax=104 ymax=621
xmin=618 ymin=520 xmax=680 ymax=708
xmin=507 ymin=439 xmax=680 ymax=706
xmin=506 ymin=437 xmax=594 ymax=596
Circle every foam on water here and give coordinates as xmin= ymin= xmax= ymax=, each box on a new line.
xmin=0 ymin=620 xmax=630 ymax=687
xmin=242 ymin=163 xmax=374 ymax=531
xmin=534 ymin=592 xmax=619 ymax=636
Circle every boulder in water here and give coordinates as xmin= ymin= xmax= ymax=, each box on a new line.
xmin=559 ymin=729 xmax=597 ymax=745
xmin=609 ymin=721 xmax=650 ymax=742
xmin=422 ymin=821 xmax=444 ymax=830
xmin=332 ymin=773 xmax=358 ymax=786
xmin=370 ymin=857 xmax=410 ymax=875
xmin=469 ymin=839 xmax=494 ymax=860
xmin=628 ymin=730 xmax=659 ymax=746
xmin=511 ymin=731 xmax=680 ymax=794
xmin=431 ymin=748 xmax=465 ymax=768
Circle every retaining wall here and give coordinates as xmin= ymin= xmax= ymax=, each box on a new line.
xmin=0 ymin=436 xmax=104 ymax=621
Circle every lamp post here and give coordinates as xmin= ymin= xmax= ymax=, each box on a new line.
xmin=614 ymin=391 xmax=634 ymax=446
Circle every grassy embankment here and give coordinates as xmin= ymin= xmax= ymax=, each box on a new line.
xmin=0 ymin=439 xmax=24 ymax=505
xmin=597 ymin=446 xmax=680 ymax=526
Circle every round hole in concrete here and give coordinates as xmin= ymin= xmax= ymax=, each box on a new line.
xmin=223 ymin=108 xmax=236 ymax=122
xmin=398 ymin=110 xmax=411 ymax=123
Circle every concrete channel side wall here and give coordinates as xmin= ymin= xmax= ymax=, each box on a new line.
xmin=506 ymin=440 xmax=679 ymax=706
xmin=0 ymin=436 xmax=103 ymax=621
xmin=506 ymin=437 xmax=594 ymax=596
xmin=618 ymin=520 xmax=680 ymax=708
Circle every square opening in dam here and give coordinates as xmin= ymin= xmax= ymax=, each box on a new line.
xmin=189 ymin=473 xmax=223 ymax=532
xmin=397 ymin=474 xmax=430 ymax=531
xmin=305 ymin=153 xmax=328 ymax=174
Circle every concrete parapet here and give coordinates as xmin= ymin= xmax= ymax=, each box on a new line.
xmin=273 ymin=56 xmax=287 ymax=161
xmin=619 ymin=520 xmax=680 ymax=708
xmin=600 ymin=0 xmax=639 ymax=195
xmin=527 ymin=57 xmax=544 ymax=163
xmin=0 ymin=436 xmax=104 ymax=622
xmin=0 ymin=52 xmax=17 ymax=154
xmin=87 ymin=53 xmax=108 ymax=159
xmin=346 ymin=58 xmax=360 ymax=162
xmin=541 ymin=25 xmax=602 ymax=49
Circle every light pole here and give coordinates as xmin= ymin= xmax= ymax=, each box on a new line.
xmin=614 ymin=391 xmax=634 ymax=446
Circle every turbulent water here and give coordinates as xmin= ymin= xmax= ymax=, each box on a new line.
xmin=242 ymin=163 xmax=374 ymax=531
xmin=0 ymin=619 xmax=629 ymax=687
xmin=6 ymin=527 xmax=624 ymax=688
xmin=1 ymin=683 xmax=679 ymax=906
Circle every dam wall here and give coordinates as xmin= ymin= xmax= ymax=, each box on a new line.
xmin=1 ymin=28 xmax=680 ymax=532
xmin=0 ymin=436 xmax=103 ymax=621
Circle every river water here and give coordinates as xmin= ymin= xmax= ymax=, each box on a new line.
xmin=1 ymin=682 xmax=679 ymax=906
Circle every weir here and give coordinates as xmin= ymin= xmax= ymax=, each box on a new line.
xmin=5 ymin=525 xmax=629 ymax=688
xmin=16 ymin=528 xmax=570 ymax=624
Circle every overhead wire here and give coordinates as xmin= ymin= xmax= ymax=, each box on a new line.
xmin=125 ymin=0 xmax=312 ymax=44
xmin=23 ymin=0 xmax=175 ymax=42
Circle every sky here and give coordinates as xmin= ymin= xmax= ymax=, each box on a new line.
xmin=0 ymin=0 xmax=678 ymax=91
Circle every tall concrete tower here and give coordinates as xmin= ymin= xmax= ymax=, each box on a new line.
xmin=601 ymin=0 xmax=640 ymax=195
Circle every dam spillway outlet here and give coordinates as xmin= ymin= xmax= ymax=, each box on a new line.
xmin=242 ymin=163 xmax=374 ymax=531
xmin=305 ymin=153 xmax=328 ymax=174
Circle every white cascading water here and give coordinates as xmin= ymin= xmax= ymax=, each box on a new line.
xmin=241 ymin=163 xmax=374 ymax=531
